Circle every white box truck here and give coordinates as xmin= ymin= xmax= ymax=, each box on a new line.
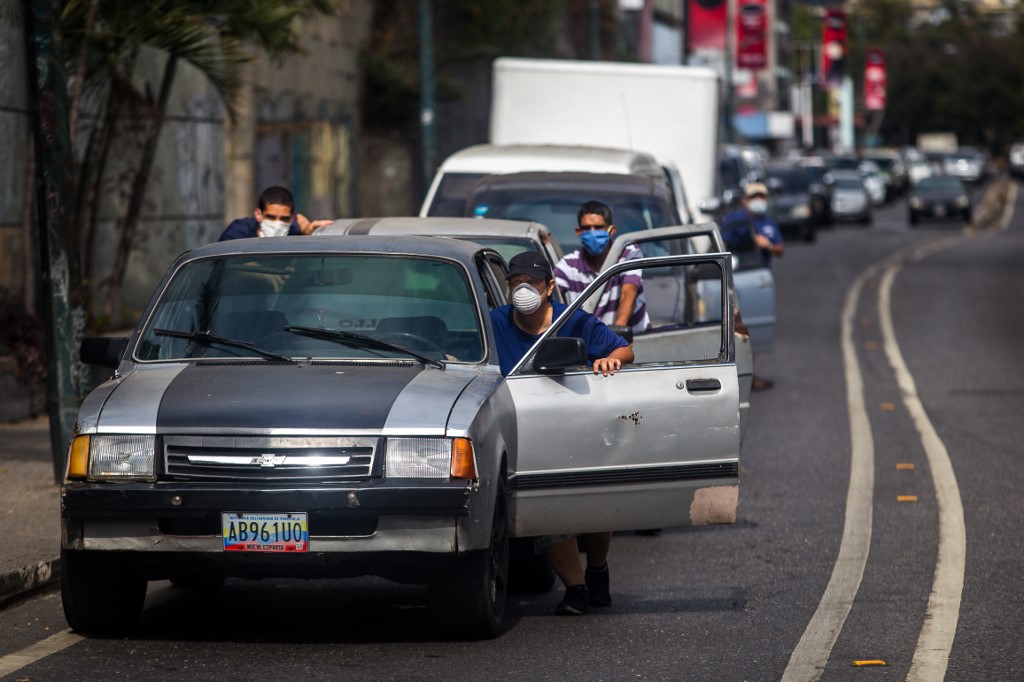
xmin=490 ymin=57 xmax=721 ymax=223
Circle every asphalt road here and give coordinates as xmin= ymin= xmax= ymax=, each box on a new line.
xmin=2 ymin=180 xmax=1022 ymax=681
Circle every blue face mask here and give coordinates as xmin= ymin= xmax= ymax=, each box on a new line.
xmin=580 ymin=229 xmax=611 ymax=255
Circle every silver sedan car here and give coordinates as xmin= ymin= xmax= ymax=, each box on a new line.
xmin=829 ymin=170 xmax=873 ymax=224
xmin=63 ymin=232 xmax=742 ymax=639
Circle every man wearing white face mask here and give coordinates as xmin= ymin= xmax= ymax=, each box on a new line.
xmin=218 ymin=186 xmax=333 ymax=241
xmin=490 ymin=252 xmax=633 ymax=615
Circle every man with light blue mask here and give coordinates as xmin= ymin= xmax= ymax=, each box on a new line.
xmin=553 ymin=201 xmax=651 ymax=334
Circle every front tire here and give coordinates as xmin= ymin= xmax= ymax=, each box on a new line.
xmin=61 ymin=549 xmax=147 ymax=636
xmin=430 ymin=477 xmax=509 ymax=639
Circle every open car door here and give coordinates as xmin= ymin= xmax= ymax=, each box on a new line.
xmin=586 ymin=224 xmax=755 ymax=440
xmin=507 ymin=253 xmax=740 ymax=537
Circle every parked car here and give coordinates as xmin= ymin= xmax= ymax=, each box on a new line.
xmin=829 ymin=170 xmax=872 ymax=224
xmin=907 ymin=176 xmax=972 ymax=225
xmin=316 ymin=217 xmax=564 ymax=284
xmin=418 ymin=144 xmax=686 ymax=220
xmin=764 ymin=162 xmax=817 ymax=242
xmin=797 ymin=158 xmax=834 ymax=225
xmin=942 ymin=147 xmax=989 ymax=184
xmin=1009 ymin=141 xmax=1024 ymax=179
xmin=463 ymin=171 xmax=681 ymax=254
xmin=858 ymin=160 xmax=887 ymax=206
xmin=861 ymin=148 xmax=908 ymax=197
xmin=63 ymin=232 xmax=743 ymax=638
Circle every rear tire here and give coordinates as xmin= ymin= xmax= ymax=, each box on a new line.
xmin=61 ymin=549 xmax=146 ymax=636
xmin=430 ymin=477 xmax=509 ymax=639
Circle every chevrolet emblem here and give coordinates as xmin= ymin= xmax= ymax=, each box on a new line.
xmin=254 ymin=454 xmax=287 ymax=468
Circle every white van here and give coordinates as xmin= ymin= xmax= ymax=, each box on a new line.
xmin=419 ymin=144 xmax=690 ymax=221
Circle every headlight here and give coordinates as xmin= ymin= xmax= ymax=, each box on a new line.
xmin=385 ymin=437 xmax=476 ymax=479
xmin=70 ymin=434 xmax=157 ymax=481
xmin=791 ymin=204 xmax=810 ymax=219
xmin=957 ymin=195 xmax=969 ymax=207
xmin=909 ymin=197 xmax=922 ymax=209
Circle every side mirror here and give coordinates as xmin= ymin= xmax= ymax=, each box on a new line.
xmin=532 ymin=337 xmax=587 ymax=375
xmin=80 ymin=337 xmax=129 ymax=369
xmin=608 ymin=325 xmax=633 ymax=344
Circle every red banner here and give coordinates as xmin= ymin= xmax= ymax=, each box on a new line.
xmin=688 ymin=0 xmax=726 ymax=50
xmin=736 ymin=0 xmax=767 ymax=70
xmin=864 ymin=49 xmax=887 ymax=110
xmin=821 ymin=9 xmax=847 ymax=87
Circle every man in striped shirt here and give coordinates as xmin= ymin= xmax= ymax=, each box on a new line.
xmin=553 ymin=201 xmax=651 ymax=334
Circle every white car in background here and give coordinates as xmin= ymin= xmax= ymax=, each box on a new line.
xmin=859 ymin=160 xmax=887 ymax=206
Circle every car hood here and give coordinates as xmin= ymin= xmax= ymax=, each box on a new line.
xmin=90 ymin=362 xmax=479 ymax=433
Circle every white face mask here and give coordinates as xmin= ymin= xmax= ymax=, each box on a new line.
xmin=747 ymin=198 xmax=768 ymax=215
xmin=259 ymin=219 xmax=290 ymax=237
xmin=511 ymin=282 xmax=543 ymax=315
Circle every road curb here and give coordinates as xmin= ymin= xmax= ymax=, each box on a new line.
xmin=0 ymin=558 xmax=60 ymax=607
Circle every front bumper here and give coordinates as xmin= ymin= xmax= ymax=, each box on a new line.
xmin=61 ymin=480 xmax=475 ymax=575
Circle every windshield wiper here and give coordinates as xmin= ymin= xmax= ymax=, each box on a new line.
xmin=284 ymin=325 xmax=445 ymax=369
xmin=153 ymin=328 xmax=293 ymax=362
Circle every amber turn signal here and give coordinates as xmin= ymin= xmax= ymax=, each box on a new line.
xmin=68 ymin=436 xmax=90 ymax=479
xmin=450 ymin=437 xmax=477 ymax=479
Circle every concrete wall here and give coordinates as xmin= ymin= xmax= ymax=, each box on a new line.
xmin=0 ymin=23 xmax=32 ymax=303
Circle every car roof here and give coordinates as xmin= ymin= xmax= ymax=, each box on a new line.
xmin=468 ymin=171 xmax=673 ymax=197
xmin=437 ymin=144 xmax=663 ymax=175
xmin=316 ymin=216 xmax=552 ymax=240
xmin=178 ymin=234 xmax=490 ymax=264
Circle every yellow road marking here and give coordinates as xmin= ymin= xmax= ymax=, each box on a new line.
xmin=898 ymin=495 xmax=919 ymax=502
xmin=896 ymin=463 xmax=916 ymax=471
xmin=880 ymin=402 xmax=896 ymax=411
xmin=852 ymin=660 xmax=887 ymax=666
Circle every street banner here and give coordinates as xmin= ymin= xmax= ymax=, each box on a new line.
xmin=736 ymin=0 xmax=767 ymax=70
xmin=864 ymin=48 xmax=887 ymax=110
xmin=688 ymin=0 xmax=726 ymax=50
xmin=821 ymin=8 xmax=847 ymax=87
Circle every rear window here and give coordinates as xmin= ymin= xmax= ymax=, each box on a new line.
xmin=426 ymin=173 xmax=487 ymax=216
xmin=467 ymin=189 xmax=678 ymax=253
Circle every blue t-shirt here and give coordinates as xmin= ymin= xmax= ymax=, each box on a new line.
xmin=218 ymin=217 xmax=302 ymax=241
xmin=720 ymin=208 xmax=783 ymax=268
xmin=490 ymin=302 xmax=629 ymax=376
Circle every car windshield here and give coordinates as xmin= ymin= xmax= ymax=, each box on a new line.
xmin=467 ymin=189 xmax=676 ymax=253
xmin=426 ymin=173 xmax=488 ymax=216
xmin=767 ymin=168 xmax=809 ymax=193
xmin=136 ymin=254 xmax=484 ymax=363
xmin=916 ymin=177 xmax=964 ymax=193
xmin=833 ymin=176 xmax=864 ymax=190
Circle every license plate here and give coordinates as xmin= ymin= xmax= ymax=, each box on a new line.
xmin=933 ymin=205 xmax=947 ymax=217
xmin=222 ymin=512 xmax=308 ymax=552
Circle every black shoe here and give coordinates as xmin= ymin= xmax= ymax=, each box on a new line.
xmin=585 ymin=564 xmax=611 ymax=607
xmin=555 ymin=585 xmax=590 ymax=615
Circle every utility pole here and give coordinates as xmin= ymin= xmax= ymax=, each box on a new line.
xmin=23 ymin=0 xmax=86 ymax=482
xmin=588 ymin=0 xmax=600 ymax=60
xmin=418 ymin=0 xmax=437 ymax=196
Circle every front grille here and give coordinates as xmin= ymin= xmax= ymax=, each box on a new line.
xmin=163 ymin=435 xmax=380 ymax=482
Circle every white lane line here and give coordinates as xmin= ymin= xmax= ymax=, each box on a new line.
xmin=0 ymin=629 xmax=84 ymax=677
xmin=877 ymin=263 xmax=966 ymax=682
xmin=780 ymin=266 xmax=877 ymax=682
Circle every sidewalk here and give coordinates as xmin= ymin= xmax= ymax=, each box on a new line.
xmin=0 ymin=417 xmax=62 ymax=606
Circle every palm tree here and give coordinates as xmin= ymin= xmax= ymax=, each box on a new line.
xmin=60 ymin=0 xmax=334 ymax=324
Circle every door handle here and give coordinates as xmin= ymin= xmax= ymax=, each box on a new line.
xmin=685 ymin=378 xmax=721 ymax=393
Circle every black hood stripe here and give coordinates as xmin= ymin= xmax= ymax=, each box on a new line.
xmin=156 ymin=363 xmax=424 ymax=431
